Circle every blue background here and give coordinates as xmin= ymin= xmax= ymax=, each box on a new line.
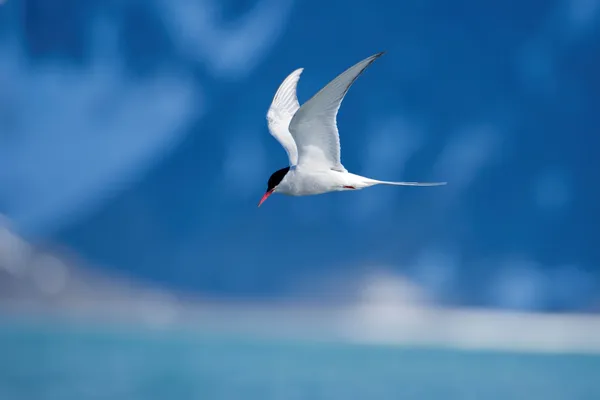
xmin=1 ymin=0 xmax=599 ymax=311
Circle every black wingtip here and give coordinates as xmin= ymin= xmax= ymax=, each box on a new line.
xmin=374 ymin=51 xmax=386 ymax=58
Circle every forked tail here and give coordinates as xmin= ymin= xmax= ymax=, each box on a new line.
xmin=375 ymin=180 xmax=447 ymax=187
xmin=344 ymin=174 xmax=447 ymax=190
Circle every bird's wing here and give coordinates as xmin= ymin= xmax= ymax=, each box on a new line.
xmin=289 ymin=52 xmax=384 ymax=172
xmin=266 ymin=68 xmax=303 ymax=166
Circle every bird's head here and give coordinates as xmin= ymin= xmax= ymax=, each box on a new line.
xmin=258 ymin=166 xmax=290 ymax=207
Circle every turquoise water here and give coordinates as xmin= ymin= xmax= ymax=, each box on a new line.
xmin=1 ymin=322 xmax=600 ymax=400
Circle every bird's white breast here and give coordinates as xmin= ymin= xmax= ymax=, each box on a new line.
xmin=276 ymin=167 xmax=349 ymax=196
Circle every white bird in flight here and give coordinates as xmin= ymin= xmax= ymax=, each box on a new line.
xmin=258 ymin=52 xmax=446 ymax=207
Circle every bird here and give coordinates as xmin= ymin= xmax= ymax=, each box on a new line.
xmin=258 ymin=51 xmax=446 ymax=207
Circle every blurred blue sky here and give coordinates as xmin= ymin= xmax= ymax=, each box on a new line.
xmin=1 ymin=0 xmax=599 ymax=312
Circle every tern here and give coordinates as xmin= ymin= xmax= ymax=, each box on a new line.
xmin=258 ymin=52 xmax=446 ymax=207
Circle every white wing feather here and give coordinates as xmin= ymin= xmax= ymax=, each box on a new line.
xmin=266 ymin=68 xmax=304 ymax=166
xmin=289 ymin=52 xmax=385 ymax=171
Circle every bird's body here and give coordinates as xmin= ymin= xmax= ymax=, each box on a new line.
xmin=277 ymin=167 xmax=368 ymax=196
xmin=276 ymin=167 xmax=441 ymax=197
xmin=259 ymin=52 xmax=445 ymax=207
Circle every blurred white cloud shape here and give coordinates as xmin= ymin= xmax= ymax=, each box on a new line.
xmin=157 ymin=0 xmax=295 ymax=81
xmin=0 ymin=20 xmax=198 ymax=235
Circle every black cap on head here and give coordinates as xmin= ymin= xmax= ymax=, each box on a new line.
xmin=267 ymin=166 xmax=290 ymax=192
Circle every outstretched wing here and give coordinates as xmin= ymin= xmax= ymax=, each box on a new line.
xmin=289 ymin=52 xmax=384 ymax=171
xmin=266 ymin=68 xmax=303 ymax=166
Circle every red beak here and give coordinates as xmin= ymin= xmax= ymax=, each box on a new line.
xmin=257 ymin=190 xmax=273 ymax=207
